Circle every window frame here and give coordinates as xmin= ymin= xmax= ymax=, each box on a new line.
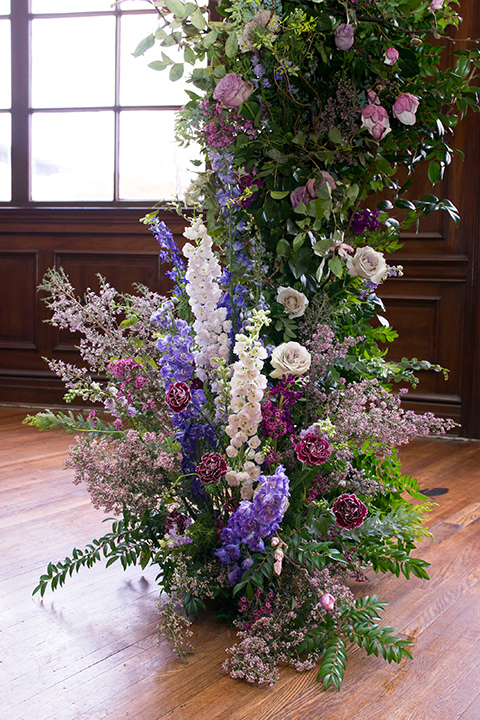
xmin=6 ymin=0 xmax=186 ymax=208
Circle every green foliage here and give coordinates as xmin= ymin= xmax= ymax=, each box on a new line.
xmin=23 ymin=410 xmax=122 ymax=438
xmin=33 ymin=513 xmax=158 ymax=598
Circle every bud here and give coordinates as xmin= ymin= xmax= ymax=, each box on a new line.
xmin=320 ymin=593 xmax=336 ymax=612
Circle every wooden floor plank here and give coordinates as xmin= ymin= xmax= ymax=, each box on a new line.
xmin=2 ymin=408 xmax=480 ymax=720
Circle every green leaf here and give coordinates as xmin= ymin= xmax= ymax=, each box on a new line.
xmin=164 ymin=0 xmax=186 ymax=19
xmin=270 ymin=190 xmax=290 ymax=200
xmin=428 ymin=161 xmax=442 ymax=184
xmin=169 ymin=63 xmax=184 ymax=81
xmin=202 ymin=30 xmax=218 ymax=49
xmin=132 ymin=34 xmax=155 ymax=58
xmin=191 ymin=7 xmax=206 ymax=30
xmin=225 ymin=32 xmax=238 ymax=58
xmin=148 ymin=61 xmax=169 ymax=72
xmin=184 ymin=45 xmax=196 ymax=65
xmin=328 ymin=127 xmax=342 ymax=144
xmin=328 ymin=256 xmax=343 ymax=277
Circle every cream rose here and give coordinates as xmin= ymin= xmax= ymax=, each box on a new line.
xmin=276 ymin=286 xmax=309 ymax=319
xmin=270 ymin=342 xmax=311 ymax=379
xmin=346 ymin=247 xmax=388 ymax=285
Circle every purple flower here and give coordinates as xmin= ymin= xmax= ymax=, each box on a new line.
xmin=334 ymin=24 xmax=354 ymax=51
xmin=213 ymin=73 xmax=254 ymax=108
xmin=196 ymin=452 xmax=227 ymax=484
xmin=295 ymin=434 xmax=331 ymax=465
xmin=332 ymin=493 xmax=368 ymax=529
xmin=165 ymin=381 xmax=191 ymax=413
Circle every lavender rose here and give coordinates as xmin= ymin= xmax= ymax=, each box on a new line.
xmin=361 ymin=104 xmax=391 ymax=141
xmin=392 ymin=93 xmax=420 ymax=125
xmin=276 ymin=286 xmax=309 ymax=319
xmin=384 ymin=47 xmax=399 ymax=66
xmin=290 ymin=185 xmax=312 ymax=209
xmin=346 ymin=246 xmax=388 ymax=285
xmin=213 ymin=72 xmax=254 ymax=108
xmin=270 ymin=341 xmax=311 ymax=379
xmin=295 ymin=434 xmax=331 ymax=465
xmin=165 ymin=381 xmax=191 ymax=413
xmin=334 ymin=23 xmax=354 ymax=51
xmin=196 ymin=452 xmax=228 ymax=484
xmin=332 ymin=493 xmax=368 ymax=529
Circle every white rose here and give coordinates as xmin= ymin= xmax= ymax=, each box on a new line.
xmin=346 ymin=246 xmax=388 ymax=285
xmin=270 ymin=341 xmax=311 ymax=379
xmin=276 ymin=286 xmax=309 ymax=319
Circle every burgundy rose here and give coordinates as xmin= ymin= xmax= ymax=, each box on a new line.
xmin=165 ymin=509 xmax=187 ymax=535
xmin=196 ymin=452 xmax=228 ymax=484
xmin=295 ymin=434 xmax=331 ymax=465
xmin=213 ymin=72 xmax=254 ymax=109
xmin=332 ymin=493 xmax=368 ymax=529
xmin=165 ymin=381 xmax=191 ymax=413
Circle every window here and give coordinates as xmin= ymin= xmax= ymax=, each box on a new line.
xmin=2 ymin=0 xmax=198 ymax=205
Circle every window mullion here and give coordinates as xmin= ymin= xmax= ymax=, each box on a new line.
xmin=11 ymin=0 xmax=29 ymax=203
xmin=113 ymin=8 xmax=121 ymax=201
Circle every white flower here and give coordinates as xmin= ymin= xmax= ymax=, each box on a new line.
xmin=270 ymin=341 xmax=311 ymax=379
xmin=346 ymin=246 xmax=388 ymax=285
xmin=276 ymin=286 xmax=309 ymax=319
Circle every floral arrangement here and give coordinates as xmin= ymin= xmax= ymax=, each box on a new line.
xmin=27 ymin=0 xmax=480 ymax=691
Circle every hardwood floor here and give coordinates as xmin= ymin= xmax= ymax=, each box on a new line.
xmin=1 ymin=406 xmax=479 ymax=720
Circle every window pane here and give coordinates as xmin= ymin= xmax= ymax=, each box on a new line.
xmin=0 ymin=20 xmax=10 ymax=108
xmin=0 ymin=113 xmax=11 ymax=201
xmin=31 ymin=111 xmax=114 ymax=201
xmin=119 ymin=110 xmax=201 ymax=201
xmin=120 ymin=14 xmax=188 ymax=107
xmin=31 ymin=17 xmax=115 ymax=108
xmin=30 ymin=0 xmax=113 ymax=12
xmin=0 ymin=1 xmax=9 ymax=16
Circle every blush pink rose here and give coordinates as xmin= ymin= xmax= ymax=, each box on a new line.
xmin=392 ymin=93 xmax=420 ymax=125
xmin=384 ymin=47 xmax=399 ymax=66
xmin=334 ymin=24 xmax=354 ymax=51
xmin=213 ymin=72 xmax=254 ymax=108
xmin=361 ymin=103 xmax=391 ymax=140
xmin=430 ymin=0 xmax=444 ymax=9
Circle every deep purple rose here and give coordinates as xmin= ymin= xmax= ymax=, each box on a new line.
xmin=295 ymin=434 xmax=331 ymax=465
xmin=334 ymin=24 xmax=354 ymax=51
xmin=332 ymin=493 xmax=368 ymax=529
xmin=213 ymin=72 xmax=254 ymax=108
xmin=165 ymin=381 xmax=191 ymax=413
xmin=196 ymin=452 xmax=228 ymax=484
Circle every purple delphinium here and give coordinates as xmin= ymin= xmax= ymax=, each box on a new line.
xmin=150 ymin=220 xmax=186 ymax=298
xmin=215 ymin=466 xmax=290 ymax=584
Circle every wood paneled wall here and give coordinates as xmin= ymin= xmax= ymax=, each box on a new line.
xmin=1 ymin=6 xmax=480 ymax=436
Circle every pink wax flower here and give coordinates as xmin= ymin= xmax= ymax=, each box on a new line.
xmin=392 ymin=93 xmax=420 ymax=125
xmin=213 ymin=72 xmax=254 ymax=108
xmin=320 ymin=593 xmax=335 ymax=612
xmin=334 ymin=24 xmax=355 ymax=51
xmin=384 ymin=47 xmax=399 ymax=66
xmin=361 ymin=103 xmax=391 ymax=140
